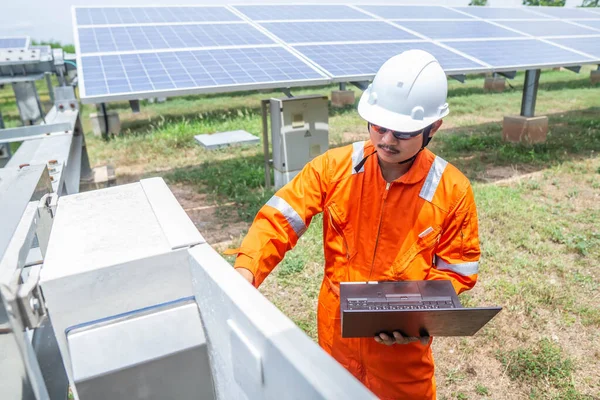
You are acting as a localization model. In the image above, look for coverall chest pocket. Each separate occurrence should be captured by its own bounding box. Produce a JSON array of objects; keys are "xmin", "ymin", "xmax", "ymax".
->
[
  {"xmin": 391, "ymin": 225, "xmax": 442, "ymax": 280},
  {"xmin": 327, "ymin": 202, "xmax": 358, "ymax": 261}
]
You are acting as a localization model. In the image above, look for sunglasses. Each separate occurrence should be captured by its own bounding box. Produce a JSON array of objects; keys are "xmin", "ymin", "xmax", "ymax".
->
[{"xmin": 369, "ymin": 123, "xmax": 425, "ymax": 140}]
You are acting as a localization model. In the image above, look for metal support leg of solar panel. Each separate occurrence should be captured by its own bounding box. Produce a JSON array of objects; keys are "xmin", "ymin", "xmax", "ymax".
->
[{"xmin": 502, "ymin": 69, "xmax": 548, "ymax": 144}]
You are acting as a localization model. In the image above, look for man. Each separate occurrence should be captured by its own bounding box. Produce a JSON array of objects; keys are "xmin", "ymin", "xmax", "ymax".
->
[{"xmin": 228, "ymin": 50, "xmax": 480, "ymax": 399}]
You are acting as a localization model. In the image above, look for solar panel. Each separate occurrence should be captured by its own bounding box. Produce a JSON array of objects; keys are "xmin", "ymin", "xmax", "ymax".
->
[
  {"xmin": 0, "ymin": 37, "xmax": 29, "ymax": 49},
  {"xmin": 450, "ymin": 6, "xmax": 550, "ymax": 20},
  {"xmin": 443, "ymin": 38, "xmax": 595, "ymax": 69},
  {"xmin": 574, "ymin": 20, "xmax": 600, "ymax": 31},
  {"xmin": 78, "ymin": 24, "xmax": 274, "ymax": 54},
  {"xmin": 525, "ymin": 6, "xmax": 600, "ymax": 19},
  {"xmin": 546, "ymin": 36, "xmax": 600, "ymax": 59},
  {"xmin": 292, "ymin": 42, "xmax": 486, "ymax": 79},
  {"xmin": 74, "ymin": 6, "xmax": 241, "ymax": 26},
  {"xmin": 395, "ymin": 20, "xmax": 523, "ymax": 40},
  {"xmin": 357, "ymin": 5, "xmax": 473, "ymax": 20},
  {"xmin": 495, "ymin": 20, "xmax": 599, "ymax": 37},
  {"xmin": 80, "ymin": 47, "xmax": 329, "ymax": 101},
  {"xmin": 232, "ymin": 5, "xmax": 369, "ymax": 21},
  {"xmin": 259, "ymin": 21, "xmax": 419, "ymax": 44}
]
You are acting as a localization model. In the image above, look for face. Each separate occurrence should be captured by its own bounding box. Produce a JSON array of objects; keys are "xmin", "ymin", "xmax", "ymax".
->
[{"xmin": 369, "ymin": 120, "xmax": 442, "ymax": 164}]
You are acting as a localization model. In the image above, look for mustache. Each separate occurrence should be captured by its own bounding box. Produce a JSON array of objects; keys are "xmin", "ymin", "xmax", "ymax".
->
[{"xmin": 377, "ymin": 144, "xmax": 399, "ymax": 154}]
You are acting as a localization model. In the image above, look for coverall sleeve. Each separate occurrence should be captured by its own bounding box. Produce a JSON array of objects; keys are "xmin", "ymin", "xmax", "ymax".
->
[
  {"xmin": 427, "ymin": 184, "xmax": 480, "ymax": 295},
  {"xmin": 230, "ymin": 153, "xmax": 329, "ymax": 287}
]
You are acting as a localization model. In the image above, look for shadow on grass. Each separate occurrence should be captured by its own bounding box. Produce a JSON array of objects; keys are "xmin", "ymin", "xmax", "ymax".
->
[{"xmin": 155, "ymin": 107, "xmax": 599, "ymax": 220}]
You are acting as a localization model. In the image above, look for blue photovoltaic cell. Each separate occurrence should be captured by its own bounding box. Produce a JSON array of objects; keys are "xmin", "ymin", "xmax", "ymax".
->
[
  {"xmin": 546, "ymin": 36, "xmax": 600, "ymax": 59},
  {"xmin": 81, "ymin": 47, "xmax": 327, "ymax": 97},
  {"xmin": 75, "ymin": 7, "xmax": 240, "ymax": 26},
  {"xmin": 357, "ymin": 6, "xmax": 472, "ymax": 20},
  {"xmin": 396, "ymin": 21, "xmax": 523, "ymax": 40},
  {"xmin": 260, "ymin": 21, "xmax": 419, "ymax": 44},
  {"xmin": 574, "ymin": 20, "xmax": 600, "ymax": 31},
  {"xmin": 293, "ymin": 42, "xmax": 485, "ymax": 77},
  {"xmin": 233, "ymin": 5, "xmax": 369, "ymax": 21},
  {"xmin": 444, "ymin": 39, "xmax": 594, "ymax": 68},
  {"xmin": 495, "ymin": 20, "xmax": 598, "ymax": 37},
  {"xmin": 450, "ymin": 7, "xmax": 549, "ymax": 19},
  {"xmin": 78, "ymin": 24, "xmax": 273, "ymax": 54},
  {"xmin": 0, "ymin": 37, "xmax": 28, "ymax": 48},
  {"xmin": 525, "ymin": 6, "xmax": 599, "ymax": 19}
]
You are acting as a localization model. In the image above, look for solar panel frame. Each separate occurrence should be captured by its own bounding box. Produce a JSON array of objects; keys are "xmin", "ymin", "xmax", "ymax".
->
[
  {"xmin": 77, "ymin": 23, "xmax": 275, "ymax": 54},
  {"xmin": 74, "ymin": 6, "xmax": 242, "ymax": 26},
  {"xmin": 439, "ymin": 37, "xmax": 597, "ymax": 73},
  {"xmin": 449, "ymin": 6, "xmax": 551, "ymax": 20},
  {"xmin": 77, "ymin": 46, "xmax": 331, "ymax": 103},
  {"xmin": 523, "ymin": 6, "xmax": 600, "ymax": 19},
  {"xmin": 355, "ymin": 5, "xmax": 474, "ymax": 20},
  {"xmin": 0, "ymin": 36, "xmax": 30, "ymax": 49},
  {"xmin": 258, "ymin": 21, "xmax": 421, "ymax": 44},
  {"xmin": 291, "ymin": 41, "xmax": 490, "ymax": 82},
  {"xmin": 493, "ymin": 20, "xmax": 600, "ymax": 37},
  {"xmin": 571, "ymin": 20, "xmax": 600, "ymax": 31},
  {"xmin": 232, "ymin": 5, "xmax": 371, "ymax": 21},
  {"xmin": 392, "ymin": 20, "xmax": 525, "ymax": 40},
  {"xmin": 545, "ymin": 36, "xmax": 600, "ymax": 59}
]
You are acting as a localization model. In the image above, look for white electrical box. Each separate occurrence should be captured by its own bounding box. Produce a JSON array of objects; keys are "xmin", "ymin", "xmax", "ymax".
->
[{"xmin": 270, "ymin": 95, "xmax": 328, "ymax": 189}]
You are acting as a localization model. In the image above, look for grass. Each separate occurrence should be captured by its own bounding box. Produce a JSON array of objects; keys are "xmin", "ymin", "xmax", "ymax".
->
[{"xmin": 2, "ymin": 66, "xmax": 599, "ymax": 399}]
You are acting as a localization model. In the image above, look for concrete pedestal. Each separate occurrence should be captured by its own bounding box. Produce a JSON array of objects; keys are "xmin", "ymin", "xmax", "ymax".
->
[
  {"xmin": 591, "ymin": 70, "xmax": 600, "ymax": 85},
  {"xmin": 90, "ymin": 112, "xmax": 121, "ymax": 137},
  {"xmin": 503, "ymin": 115, "xmax": 548, "ymax": 144},
  {"xmin": 80, "ymin": 165, "xmax": 117, "ymax": 192},
  {"xmin": 331, "ymin": 90, "xmax": 355, "ymax": 107},
  {"xmin": 484, "ymin": 77, "xmax": 506, "ymax": 92}
]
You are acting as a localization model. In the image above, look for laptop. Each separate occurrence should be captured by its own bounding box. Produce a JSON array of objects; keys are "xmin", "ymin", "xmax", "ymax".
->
[{"xmin": 340, "ymin": 280, "xmax": 501, "ymax": 338}]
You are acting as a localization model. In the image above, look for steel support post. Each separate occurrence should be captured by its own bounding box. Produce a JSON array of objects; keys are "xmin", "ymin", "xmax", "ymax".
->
[
  {"xmin": 340, "ymin": 82, "xmax": 347, "ymax": 91},
  {"xmin": 521, "ymin": 69, "xmax": 541, "ymax": 118},
  {"xmin": 261, "ymin": 99, "xmax": 271, "ymax": 190},
  {"xmin": 45, "ymin": 73, "xmax": 54, "ymax": 104},
  {"xmin": 100, "ymin": 102, "xmax": 109, "ymax": 140}
]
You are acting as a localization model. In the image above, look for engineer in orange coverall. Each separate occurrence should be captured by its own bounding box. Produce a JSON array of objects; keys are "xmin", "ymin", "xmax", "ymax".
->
[{"xmin": 229, "ymin": 50, "xmax": 480, "ymax": 400}]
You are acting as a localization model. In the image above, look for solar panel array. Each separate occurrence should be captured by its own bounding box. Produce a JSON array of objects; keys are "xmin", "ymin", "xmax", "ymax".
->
[
  {"xmin": 0, "ymin": 36, "xmax": 30, "ymax": 49},
  {"xmin": 72, "ymin": 5, "xmax": 600, "ymax": 103}
]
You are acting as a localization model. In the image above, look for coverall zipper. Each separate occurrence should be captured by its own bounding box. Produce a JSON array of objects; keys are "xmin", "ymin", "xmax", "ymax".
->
[{"xmin": 368, "ymin": 182, "xmax": 391, "ymax": 279}]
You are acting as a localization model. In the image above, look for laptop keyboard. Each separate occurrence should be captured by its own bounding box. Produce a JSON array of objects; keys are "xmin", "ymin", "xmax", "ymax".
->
[{"xmin": 347, "ymin": 299, "xmax": 455, "ymax": 311}]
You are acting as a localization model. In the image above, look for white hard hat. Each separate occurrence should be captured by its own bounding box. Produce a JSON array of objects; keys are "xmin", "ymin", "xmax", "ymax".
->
[{"xmin": 358, "ymin": 49, "xmax": 449, "ymax": 133}]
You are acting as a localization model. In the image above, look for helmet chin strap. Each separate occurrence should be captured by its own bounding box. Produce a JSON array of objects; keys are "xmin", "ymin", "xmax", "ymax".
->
[
  {"xmin": 395, "ymin": 124, "xmax": 433, "ymax": 165},
  {"xmin": 356, "ymin": 123, "xmax": 433, "ymax": 173}
]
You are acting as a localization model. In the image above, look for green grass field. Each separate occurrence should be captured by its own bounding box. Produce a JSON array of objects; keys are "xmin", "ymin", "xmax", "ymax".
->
[{"xmin": 2, "ymin": 67, "xmax": 598, "ymax": 399}]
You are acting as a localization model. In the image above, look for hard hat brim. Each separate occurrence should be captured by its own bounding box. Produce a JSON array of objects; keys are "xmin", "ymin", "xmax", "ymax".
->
[{"xmin": 357, "ymin": 87, "xmax": 449, "ymax": 133}]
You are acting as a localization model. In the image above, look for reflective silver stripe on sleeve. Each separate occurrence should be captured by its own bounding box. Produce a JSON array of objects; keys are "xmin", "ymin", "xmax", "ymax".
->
[
  {"xmin": 351, "ymin": 141, "xmax": 366, "ymax": 174},
  {"xmin": 419, "ymin": 156, "xmax": 448, "ymax": 202},
  {"xmin": 265, "ymin": 195, "xmax": 307, "ymax": 238},
  {"xmin": 435, "ymin": 257, "xmax": 479, "ymax": 276}
]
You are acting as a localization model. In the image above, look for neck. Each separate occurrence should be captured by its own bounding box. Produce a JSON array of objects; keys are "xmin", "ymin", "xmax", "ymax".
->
[{"xmin": 378, "ymin": 157, "xmax": 414, "ymax": 183}]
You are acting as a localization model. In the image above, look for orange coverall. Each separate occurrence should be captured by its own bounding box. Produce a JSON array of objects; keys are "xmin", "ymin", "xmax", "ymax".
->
[{"xmin": 231, "ymin": 140, "xmax": 480, "ymax": 399}]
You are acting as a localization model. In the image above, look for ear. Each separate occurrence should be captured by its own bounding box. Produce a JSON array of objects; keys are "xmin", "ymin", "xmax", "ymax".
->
[{"xmin": 429, "ymin": 120, "xmax": 443, "ymax": 137}]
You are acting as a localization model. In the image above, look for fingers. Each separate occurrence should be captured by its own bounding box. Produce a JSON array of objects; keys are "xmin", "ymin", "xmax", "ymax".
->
[
  {"xmin": 375, "ymin": 332, "xmax": 430, "ymax": 346},
  {"xmin": 393, "ymin": 331, "xmax": 419, "ymax": 344},
  {"xmin": 374, "ymin": 333, "xmax": 396, "ymax": 346}
]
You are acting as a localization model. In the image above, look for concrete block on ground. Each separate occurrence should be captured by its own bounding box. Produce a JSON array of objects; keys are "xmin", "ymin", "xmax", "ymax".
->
[
  {"xmin": 79, "ymin": 165, "xmax": 117, "ymax": 192},
  {"xmin": 503, "ymin": 115, "xmax": 549, "ymax": 144},
  {"xmin": 484, "ymin": 77, "xmax": 506, "ymax": 93},
  {"xmin": 89, "ymin": 112, "xmax": 121, "ymax": 137},
  {"xmin": 194, "ymin": 130, "xmax": 260, "ymax": 150},
  {"xmin": 591, "ymin": 70, "xmax": 600, "ymax": 85},
  {"xmin": 330, "ymin": 90, "xmax": 355, "ymax": 107}
]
